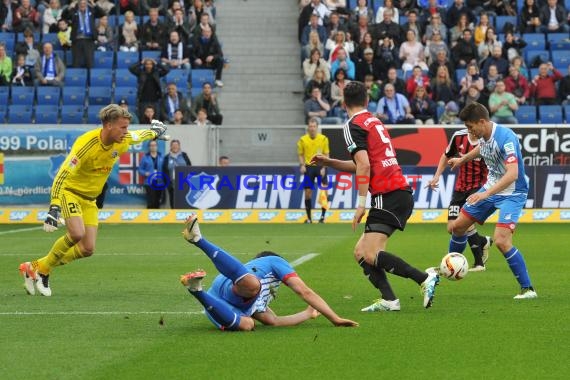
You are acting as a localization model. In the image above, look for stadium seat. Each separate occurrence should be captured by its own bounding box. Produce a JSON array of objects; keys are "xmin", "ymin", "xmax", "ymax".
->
[
  {"xmin": 190, "ymin": 87, "xmax": 203, "ymax": 99},
  {"xmin": 90, "ymin": 68, "xmax": 114, "ymax": 86},
  {"xmin": 7, "ymin": 105, "xmax": 33, "ymax": 124},
  {"xmin": 347, "ymin": 0, "xmax": 357, "ymax": 9},
  {"xmin": 141, "ymin": 51, "xmax": 161, "ymax": 62},
  {"xmin": 455, "ymin": 68, "xmax": 466, "ymax": 83},
  {"xmin": 524, "ymin": 50, "xmax": 550, "ymax": 68},
  {"xmin": 34, "ymin": 105, "xmax": 59, "ymax": 124},
  {"xmin": 94, "ymin": 50, "xmax": 115, "ymax": 68},
  {"xmin": 367, "ymin": 101, "xmax": 377, "ymax": 113},
  {"xmin": 62, "ymin": 86, "xmax": 86, "ymax": 106},
  {"xmin": 191, "ymin": 69, "xmax": 215, "ymax": 89},
  {"xmin": 11, "ymin": 87, "xmax": 35, "ymax": 106},
  {"xmin": 515, "ymin": 105, "xmax": 537, "ymax": 124},
  {"xmin": 372, "ymin": 0, "xmax": 381, "ymax": 13},
  {"xmin": 0, "ymin": 87, "xmax": 9, "ymax": 105},
  {"xmin": 523, "ymin": 34, "xmax": 546, "ymax": 50},
  {"xmin": 60, "ymin": 105, "xmax": 85, "ymax": 124},
  {"xmin": 551, "ymin": 51, "xmax": 570, "ymax": 69},
  {"xmin": 0, "ymin": 104, "xmax": 7, "ymax": 123},
  {"xmin": 547, "ymin": 33, "xmax": 570, "ymax": 51},
  {"xmin": 529, "ymin": 68, "xmax": 540, "ymax": 80},
  {"xmin": 114, "ymin": 86, "xmax": 137, "ymax": 105},
  {"xmin": 41, "ymin": 33, "xmax": 60, "ymax": 48},
  {"xmin": 0, "ymin": 32, "xmax": 15, "ymax": 51},
  {"xmin": 538, "ymin": 105, "xmax": 563, "ymax": 124},
  {"xmin": 116, "ymin": 51, "xmax": 139, "ymax": 68},
  {"xmin": 88, "ymin": 86, "xmax": 113, "ymax": 106},
  {"xmin": 86, "ymin": 107, "xmax": 101, "ymax": 124},
  {"xmin": 65, "ymin": 68, "xmax": 88, "ymax": 86},
  {"xmin": 115, "ymin": 68, "xmax": 137, "ymax": 87},
  {"xmin": 494, "ymin": 16, "xmax": 517, "ymax": 33},
  {"xmin": 36, "ymin": 86, "xmax": 61, "ymax": 106},
  {"xmin": 16, "ymin": 31, "xmax": 40, "ymax": 42},
  {"xmin": 564, "ymin": 105, "xmax": 570, "ymax": 123},
  {"xmin": 165, "ymin": 69, "xmax": 190, "ymax": 88}
]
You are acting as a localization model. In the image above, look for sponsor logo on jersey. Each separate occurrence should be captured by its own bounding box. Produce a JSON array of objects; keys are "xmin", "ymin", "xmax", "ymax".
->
[
  {"xmin": 98, "ymin": 211, "xmax": 115, "ymax": 221},
  {"xmin": 176, "ymin": 211, "xmax": 194, "ymax": 221},
  {"xmin": 532, "ymin": 210, "xmax": 553, "ymax": 221},
  {"xmin": 203, "ymin": 212, "xmax": 223, "ymax": 221},
  {"xmin": 231, "ymin": 211, "xmax": 251, "ymax": 221},
  {"xmin": 258, "ymin": 212, "xmax": 278, "ymax": 221},
  {"xmin": 121, "ymin": 211, "xmax": 141, "ymax": 221},
  {"xmin": 111, "ymin": 150, "xmax": 119, "ymax": 158},
  {"xmin": 10, "ymin": 211, "xmax": 30, "ymax": 221},
  {"xmin": 69, "ymin": 155, "xmax": 79, "ymax": 169},
  {"xmin": 285, "ymin": 212, "xmax": 305, "ymax": 221},
  {"xmin": 148, "ymin": 211, "xmax": 169, "ymax": 221}
]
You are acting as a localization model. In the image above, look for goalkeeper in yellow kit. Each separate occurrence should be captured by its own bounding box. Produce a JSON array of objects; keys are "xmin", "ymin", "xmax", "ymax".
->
[{"xmin": 18, "ymin": 104, "xmax": 169, "ymax": 296}]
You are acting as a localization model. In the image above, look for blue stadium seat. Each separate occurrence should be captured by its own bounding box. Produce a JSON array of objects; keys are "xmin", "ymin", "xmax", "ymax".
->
[
  {"xmin": 547, "ymin": 33, "xmax": 570, "ymax": 51},
  {"xmin": 367, "ymin": 101, "xmax": 377, "ymax": 113},
  {"xmin": 190, "ymin": 87, "xmax": 202, "ymax": 99},
  {"xmin": 116, "ymin": 51, "xmax": 139, "ymax": 68},
  {"xmin": 41, "ymin": 33, "xmax": 60, "ymax": 48},
  {"xmin": 515, "ymin": 105, "xmax": 537, "ymax": 124},
  {"xmin": 34, "ymin": 105, "xmax": 59, "ymax": 124},
  {"xmin": 114, "ymin": 87, "xmax": 137, "ymax": 105},
  {"xmin": 11, "ymin": 87, "xmax": 35, "ymax": 106},
  {"xmin": 165, "ymin": 69, "xmax": 190, "ymax": 88},
  {"xmin": 524, "ymin": 34, "xmax": 546, "ymax": 50},
  {"xmin": 455, "ymin": 68, "xmax": 466, "ymax": 83},
  {"xmin": 524, "ymin": 50, "xmax": 550, "ymax": 67},
  {"xmin": 372, "ymin": 0, "xmax": 381, "ymax": 13},
  {"xmin": 539, "ymin": 105, "xmax": 563, "ymax": 124},
  {"xmin": 8, "ymin": 105, "xmax": 33, "ymax": 124},
  {"xmin": 88, "ymin": 86, "xmax": 113, "ymax": 106},
  {"xmin": 0, "ymin": 87, "xmax": 9, "ymax": 105},
  {"xmin": 141, "ymin": 51, "xmax": 161, "ymax": 62},
  {"xmin": 529, "ymin": 68, "xmax": 540, "ymax": 80},
  {"xmin": 86, "ymin": 107, "xmax": 101, "ymax": 124},
  {"xmin": 0, "ymin": 32, "xmax": 15, "ymax": 51},
  {"xmin": 494, "ymin": 16, "xmax": 517, "ymax": 33},
  {"xmin": 90, "ymin": 68, "xmax": 114, "ymax": 86},
  {"xmin": 115, "ymin": 68, "xmax": 137, "ymax": 87},
  {"xmin": 347, "ymin": 0, "xmax": 357, "ymax": 9},
  {"xmin": 565, "ymin": 105, "xmax": 570, "ymax": 123},
  {"xmin": 65, "ymin": 68, "xmax": 88, "ymax": 86},
  {"xmin": 62, "ymin": 87, "xmax": 86, "ymax": 106},
  {"xmin": 36, "ymin": 86, "xmax": 61, "ymax": 106},
  {"xmin": 16, "ymin": 31, "xmax": 40, "ymax": 42},
  {"xmin": 552, "ymin": 51, "xmax": 570, "ymax": 68},
  {"xmin": 0, "ymin": 104, "xmax": 7, "ymax": 123},
  {"xmin": 93, "ymin": 51, "xmax": 114, "ymax": 68},
  {"xmin": 191, "ymin": 69, "xmax": 215, "ymax": 89},
  {"xmin": 60, "ymin": 105, "xmax": 85, "ymax": 124}
]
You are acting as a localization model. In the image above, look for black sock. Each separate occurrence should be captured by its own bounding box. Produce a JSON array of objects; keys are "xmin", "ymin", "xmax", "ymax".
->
[
  {"xmin": 305, "ymin": 199, "xmax": 311, "ymax": 221},
  {"xmin": 467, "ymin": 232, "xmax": 484, "ymax": 266},
  {"xmin": 320, "ymin": 208, "xmax": 326, "ymax": 219},
  {"xmin": 375, "ymin": 251, "xmax": 428, "ymax": 285},
  {"xmin": 359, "ymin": 258, "xmax": 397, "ymax": 301}
]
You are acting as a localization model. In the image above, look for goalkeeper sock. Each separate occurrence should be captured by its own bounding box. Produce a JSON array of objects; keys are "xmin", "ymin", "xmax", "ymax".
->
[
  {"xmin": 58, "ymin": 245, "xmax": 85, "ymax": 266},
  {"xmin": 359, "ymin": 258, "xmax": 397, "ymax": 301},
  {"xmin": 194, "ymin": 238, "xmax": 249, "ymax": 283},
  {"xmin": 374, "ymin": 251, "xmax": 428, "ymax": 285},
  {"xmin": 35, "ymin": 234, "xmax": 76, "ymax": 275},
  {"xmin": 190, "ymin": 290, "xmax": 241, "ymax": 330}
]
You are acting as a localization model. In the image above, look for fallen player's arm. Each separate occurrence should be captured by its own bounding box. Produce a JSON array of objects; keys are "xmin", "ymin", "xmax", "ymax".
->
[
  {"xmin": 253, "ymin": 306, "xmax": 318, "ymax": 327},
  {"xmin": 310, "ymin": 154, "xmax": 357, "ymax": 172}
]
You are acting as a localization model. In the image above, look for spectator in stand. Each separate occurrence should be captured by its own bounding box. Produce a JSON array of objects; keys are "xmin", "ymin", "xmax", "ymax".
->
[
  {"xmin": 429, "ymin": 49, "xmax": 455, "ymax": 80},
  {"xmin": 350, "ymin": 14, "xmax": 370, "ymax": 47},
  {"xmin": 142, "ymin": 0, "xmax": 166, "ymax": 15},
  {"xmin": 330, "ymin": 48, "xmax": 355, "ymax": 80},
  {"xmin": 119, "ymin": 0, "xmax": 141, "ymax": 15},
  {"xmin": 446, "ymin": 0, "xmax": 475, "ymax": 28},
  {"xmin": 326, "ymin": 31, "xmax": 354, "ymax": 65},
  {"xmin": 142, "ymin": 7, "xmax": 167, "ymax": 51},
  {"xmin": 375, "ymin": 36, "xmax": 399, "ymax": 80},
  {"xmin": 449, "ymin": 13, "xmax": 470, "ymax": 47},
  {"xmin": 380, "ymin": 67, "xmax": 406, "ymax": 95},
  {"xmin": 302, "ymin": 31, "xmax": 324, "ymax": 62},
  {"xmin": 325, "ymin": 12, "xmax": 346, "ymax": 40},
  {"xmin": 301, "ymin": 13, "xmax": 327, "ymax": 47},
  {"xmin": 502, "ymin": 32, "xmax": 526, "ymax": 62},
  {"xmin": 423, "ymin": 13, "xmax": 447, "ymax": 45},
  {"xmin": 402, "ymin": 10, "xmax": 424, "ymax": 43},
  {"xmin": 520, "ymin": 0, "xmax": 541, "ymax": 34},
  {"xmin": 11, "ymin": 53, "xmax": 33, "ymax": 86},
  {"xmin": 192, "ymin": 11, "xmax": 215, "ymax": 36},
  {"xmin": 419, "ymin": 0, "xmax": 447, "ymax": 27},
  {"xmin": 56, "ymin": 19, "xmax": 71, "ymax": 50},
  {"xmin": 462, "ymin": 84, "xmax": 488, "ymax": 109},
  {"xmin": 459, "ymin": 62, "xmax": 484, "ymax": 98},
  {"xmin": 0, "ymin": 43, "xmax": 12, "ymax": 85},
  {"xmin": 162, "ymin": 139, "xmax": 192, "ymax": 209},
  {"xmin": 324, "ymin": 0, "xmax": 347, "ymax": 13},
  {"xmin": 161, "ymin": 30, "xmax": 191, "ymax": 70},
  {"xmin": 399, "ymin": 30, "xmax": 428, "ymax": 73},
  {"xmin": 488, "ymin": 80, "xmax": 518, "ymax": 124},
  {"xmin": 364, "ymin": 74, "xmax": 381, "ymax": 102},
  {"xmin": 438, "ymin": 100, "xmax": 460, "ymax": 124},
  {"xmin": 410, "ymin": 85, "xmax": 437, "ymax": 125},
  {"xmin": 395, "ymin": 0, "xmax": 416, "ymax": 14},
  {"xmin": 451, "ymin": 28, "xmax": 478, "ymax": 68},
  {"xmin": 477, "ymin": 27, "xmax": 501, "ymax": 66},
  {"xmin": 304, "ymin": 87, "xmax": 340, "ymax": 124},
  {"xmin": 34, "ymin": 42, "xmax": 65, "ymax": 86},
  {"xmin": 530, "ymin": 62, "xmax": 563, "ymax": 105},
  {"xmin": 304, "ymin": 68, "xmax": 332, "ymax": 103},
  {"xmin": 43, "ymin": 0, "xmax": 62, "ymax": 33},
  {"xmin": 483, "ymin": 64, "xmax": 502, "ymax": 96},
  {"xmin": 511, "ymin": 56, "xmax": 528, "ymax": 79},
  {"xmin": 140, "ymin": 104, "xmax": 158, "ymax": 124},
  {"xmin": 406, "ymin": 65, "xmax": 431, "ymax": 98},
  {"xmin": 171, "ymin": 109, "xmax": 188, "ymax": 124},
  {"xmin": 118, "ymin": 98, "xmax": 140, "ymax": 124},
  {"xmin": 376, "ymin": 83, "xmax": 416, "ymax": 124},
  {"xmin": 15, "ymin": 28, "xmax": 41, "ymax": 67},
  {"xmin": 376, "ymin": 9, "xmax": 402, "ymax": 46},
  {"xmin": 504, "ymin": 65, "xmax": 530, "ymax": 105},
  {"xmin": 167, "ymin": 0, "xmax": 182, "ymax": 22},
  {"xmin": 94, "ymin": 15, "xmax": 114, "ymax": 52},
  {"xmin": 138, "ymin": 140, "xmax": 164, "ymax": 209},
  {"xmin": 473, "ymin": 12, "xmax": 490, "ymax": 46},
  {"xmin": 119, "ymin": 10, "xmax": 139, "ymax": 52},
  {"xmin": 192, "ymin": 108, "xmax": 210, "ymax": 127},
  {"xmin": 375, "ymin": 0, "xmax": 399, "ymax": 24},
  {"xmin": 95, "ymin": 0, "xmax": 115, "ymax": 15},
  {"xmin": 0, "ymin": 0, "xmax": 18, "ymax": 32},
  {"xmin": 425, "ymin": 31, "xmax": 448, "ymax": 64},
  {"xmin": 539, "ymin": 0, "xmax": 568, "ymax": 33},
  {"xmin": 303, "ymin": 48, "xmax": 330, "ymax": 84},
  {"xmin": 559, "ymin": 65, "xmax": 570, "ymax": 105},
  {"xmin": 218, "ymin": 155, "xmax": 230, "ymax": 167},
  {"xmin": 352, "ymin": 0, "xmax": 373, "ymax": 23},
  {"xmin": 168, "ymin": 7, "xmax": 191, "ymax": 45},
  {"xmin": 354, "ymin": 31, "xmax": 374, "ymax": 62},
  {"xmin": 355, "ymin": 47, "xmax": 381, "ymax": 82},
  {"xmin": 12, "ymin": 0, "xmax": 39, "ymax": 32},
  {"xmin": 189, "ymin": 0, "xmax": 215, "ymax": 30},
  {"xmin": 191, "ymin": 26, "xmax": 224, "ymax": 87},
  {"xmin": 161, "ymin": 82, "xmax": 191, "ymax": 123},
  {"xmin": 130, "ymin": 58, "xmax": 170, "ymax": 120},
  {"xmin": 192, "ymin": 82, "xmax": 223, "ymax": 125},
  {"xmin": 431, "ymin": 65, "xmax": 457, "ymax": 106},
  {"xmin": 418, "ymin": 0, "xmax": 448, "ymax": 9},
  {"xmin": 70, "ymin": 0, "xmax": 103, "ymax": 69},
  {"xmin": 330, "ymin": 67, "xmax": 351, "ymax": 114},
  {"xmin": 482, "ymin": 45, "xmax": 509, "ymax": 78}
]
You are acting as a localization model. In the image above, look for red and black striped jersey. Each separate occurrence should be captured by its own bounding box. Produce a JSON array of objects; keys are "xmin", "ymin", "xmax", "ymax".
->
[
  {"xmin": 343, "ymin": 110, "xmax": 409, "ymax": 195},
  {"xmin": 445, "ymin": 129, "xmax": 488, "ymax": 192}
]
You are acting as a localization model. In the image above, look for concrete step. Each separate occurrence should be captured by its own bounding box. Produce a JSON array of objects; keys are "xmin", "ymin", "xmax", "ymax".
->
[
  {"xmin": 223, "ymin": 110, "xmax": 306, "ymax": 125},
  {"xmin": 220, "ymin": 93, "xmax": 302, "ymax": 109}
]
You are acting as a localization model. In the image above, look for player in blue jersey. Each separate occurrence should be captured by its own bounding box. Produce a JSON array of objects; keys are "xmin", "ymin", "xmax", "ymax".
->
[
  {"xmin": 179, "ymin": 215, "xmax": 359, "ymax": 331},
  {"xmin": 448, "ymin": 103, "xmax": 537, "ymax": 299}
]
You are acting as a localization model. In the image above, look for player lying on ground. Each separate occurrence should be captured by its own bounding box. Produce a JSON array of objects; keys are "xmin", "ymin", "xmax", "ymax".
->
[
  {"xmin": 180, "ymin": 215, "xmax": 359, "ymax": 331},
  {"xmin": 19, "ymin": 104, "xmax": 169, "ymax": 296}
]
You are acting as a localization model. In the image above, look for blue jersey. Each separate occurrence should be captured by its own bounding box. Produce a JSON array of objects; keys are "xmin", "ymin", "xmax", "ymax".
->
[{"xmin": 478, "ymin": 123, "xmax": 528, "ymax": 196}]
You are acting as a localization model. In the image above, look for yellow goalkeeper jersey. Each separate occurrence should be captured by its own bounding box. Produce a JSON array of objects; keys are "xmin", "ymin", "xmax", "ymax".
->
[
  {"xmin": 50, "ymin": 128, "xmax": 157, "ymax": 206},
  {"xmin": 297, "ymin": 134, "xmax": 330, "ymax": 165}
]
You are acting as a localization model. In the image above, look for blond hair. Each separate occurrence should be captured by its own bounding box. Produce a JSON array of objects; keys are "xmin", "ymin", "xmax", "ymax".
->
[{"xmin": 99, "ymin": 104, "xmax": 132, "ymax": 124}]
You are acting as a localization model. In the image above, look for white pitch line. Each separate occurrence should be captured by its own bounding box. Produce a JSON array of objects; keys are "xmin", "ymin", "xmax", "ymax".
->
[
  {"xmin": 290, "ymin": 253, "xmax": 320, "ymax": 267},
  {"xmin": 0, "ymin": 311, "xmax": 203, "ymax": 316},
  {"xmin": 0, "ymin": 226, "xmax": 43, "ymax": 235}
]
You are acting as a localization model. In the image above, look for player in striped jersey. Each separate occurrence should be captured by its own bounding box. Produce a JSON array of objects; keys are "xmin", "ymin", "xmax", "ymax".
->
[
  {"xmin": 448, "ymin": 103, "xmax": 537, "ymax": 299},
  {"xmin": 180, "ymin": 215, "xmax": 358, "ymax": 331},
  {"xmin": 428, "ymin": 129, "xmax": 493, "ymax": 271},
  {"xmin": 19, "ymin": 104, "xmax": 169, "ymax": 296}
]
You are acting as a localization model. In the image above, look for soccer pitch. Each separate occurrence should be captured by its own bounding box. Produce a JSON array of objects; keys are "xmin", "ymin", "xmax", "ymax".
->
[{"xmin": 1, "ymin": 223, "xmax": 568, "ymax": 379}]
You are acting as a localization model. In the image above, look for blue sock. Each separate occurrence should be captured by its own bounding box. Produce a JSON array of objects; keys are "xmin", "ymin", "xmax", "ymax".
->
[
  {"xmin": 449, "ymin": 234, "xmax": 468, "ymax": 253},
  {"xmin": 190, "ymin": 290, "xmax": 241, "ymax": 330},
  {"xmin": 503, "ymin": 247, "xmax": 532, "ymax": 288},
  {"xmin": 194, "ymin": 238, "xmax": 249, "ymax": 283}
]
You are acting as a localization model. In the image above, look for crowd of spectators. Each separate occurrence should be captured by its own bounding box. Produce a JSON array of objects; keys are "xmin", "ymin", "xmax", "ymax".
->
[{"xmin": 298, "ymin": 0, "xmax": 570, "ymax": 125}]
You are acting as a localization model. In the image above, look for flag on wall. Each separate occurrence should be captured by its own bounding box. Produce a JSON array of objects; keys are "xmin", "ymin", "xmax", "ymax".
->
[{"xmin": 119, "ymin": 152, "xmax": 144, "ymax": 185}]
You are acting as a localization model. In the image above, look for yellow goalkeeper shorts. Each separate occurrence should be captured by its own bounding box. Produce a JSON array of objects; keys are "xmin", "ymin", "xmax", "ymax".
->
[{"xmin": 59, "ymin": 189, "xmax": 99, "ymax": 227}]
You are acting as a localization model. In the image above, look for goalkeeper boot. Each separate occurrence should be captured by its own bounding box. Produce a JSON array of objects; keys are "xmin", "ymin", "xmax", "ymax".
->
[
  {"xmin": 180, "ymin": 270, "xmax": 207, "ymax": 292},
  {"xmin": 182, "ymin": 214, "xmax": 202, "ymax": 243},
  {"xmin": 35, "ymin": 273, "xmax": 52, "ymax": 297},
  {"xmin": 19, "ymin": 262, "xmax": 36, "ymax": 295}
]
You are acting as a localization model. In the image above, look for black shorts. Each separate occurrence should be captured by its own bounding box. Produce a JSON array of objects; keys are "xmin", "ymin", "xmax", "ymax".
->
[
  {"xmin": 448, "ymin": 188, "xmax": 480, "ymax": 220},
  {"xmin": 302, "ymin": 165, "xmax": 327, "ymax": 189},
  {"xmin": 365, "ymin": 189, "xmax": 414, "ymax": 237}
]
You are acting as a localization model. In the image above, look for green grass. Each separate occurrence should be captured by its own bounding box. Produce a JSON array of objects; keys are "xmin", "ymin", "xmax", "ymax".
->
[{"xmin": 0, "ymin": 223, "xmax": 569, "ymax": 379}]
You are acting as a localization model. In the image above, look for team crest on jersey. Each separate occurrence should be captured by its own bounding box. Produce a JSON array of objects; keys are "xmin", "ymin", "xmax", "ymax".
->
[
  {"xmin": 184, "ymin": 172, "xmax": 222, "ymax": 209},
  {"xmin": 111, "ymin": 150, "xmax": 118, "ymax": 158}
]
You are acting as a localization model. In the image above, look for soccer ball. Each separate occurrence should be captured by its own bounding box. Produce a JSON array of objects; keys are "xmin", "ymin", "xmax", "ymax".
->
[{"xmin": 439, "ymin": 253, "xmax": 469, "ymax": 281}]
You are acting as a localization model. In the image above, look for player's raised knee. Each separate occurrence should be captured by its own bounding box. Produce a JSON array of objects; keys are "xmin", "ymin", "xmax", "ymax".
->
[
  {"xmin": 235, "ymin": 274, "xmax": 261, "ymax": 298},
  {"xmin": 238, "ymin": 317, "xmax": 256, "ymax": 331}
]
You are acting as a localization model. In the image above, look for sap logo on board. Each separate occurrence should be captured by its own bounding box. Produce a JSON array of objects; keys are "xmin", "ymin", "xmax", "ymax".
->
[
  {"xmin": 560, "ymin": 211, "xmax": 570, "ymax": 220},
  {"xmin": 231, "ymin": 212, "xmax": 251, "ymax": 221},
  {"xmin": 97, "ymin": 211, "xmax": 115, "ymax": 221},
  {"xmin": 176, "ymin": 212, "xmax": 194, "ymax": 221},
  {"xmin": 258, "ymin": 212, "xmax": 278, "ymax": 221},
  {"xmin": 340, "ymin": 212, "xmax": 354, "ymax": 221},
  {"xmin": 148, "ymin": 211, "xmax": 169, "ymax": 221},
  {"xmin": 203, "ymin": 212, "xmax": 223, "ymax": 221},
  {"xmin": 37, "ymin": 211, "xmax": 48, "ymax": 221},
  {"xmin": 422, "ymin": 211, "xmax": 442, "ymax": 221},
  {"xmin": 10, "ymin": 211, "xmax": 30, "ymax": 221},
  {"xmin": 121, "ymin": 211, "xmax": 141, "ymax": 221},
  {"xmin": 532, "ymin": 210, "xmax": 553, "ymax": 221},
  {"xmin": 285, "ymin": 212, "xmax": 304, "ymax": 221}
]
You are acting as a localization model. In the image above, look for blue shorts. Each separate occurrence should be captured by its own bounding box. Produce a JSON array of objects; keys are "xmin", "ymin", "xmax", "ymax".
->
[
  {"xmin": 461, "ymin": 189, "xmax": 527, "ymax": 232},
  {"xmin": 205, "ymin": 275, "xmax": 255, "ymax": 331}
]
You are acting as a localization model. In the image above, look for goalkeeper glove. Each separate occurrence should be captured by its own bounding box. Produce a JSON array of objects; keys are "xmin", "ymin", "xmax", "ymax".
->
[
  {"xmin": 43, "ymin": 205, "xmax": 65, "ymax": 232},
  {"xmin": 150, "ymin": 119, "xmax": 170, "ymax": 140}
]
